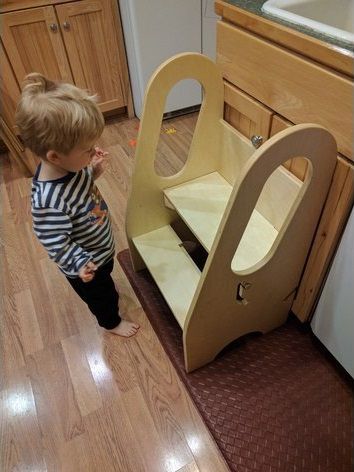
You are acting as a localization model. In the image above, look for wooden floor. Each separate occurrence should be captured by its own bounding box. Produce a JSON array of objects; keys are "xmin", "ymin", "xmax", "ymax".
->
[{"xmin": 0, "ymin": 113, "xmax": 230, "ymax": 472}]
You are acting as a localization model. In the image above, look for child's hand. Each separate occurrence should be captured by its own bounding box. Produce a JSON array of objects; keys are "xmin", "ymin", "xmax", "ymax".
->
[
  {"xmin": 79, "ymin": 261, "xmax": 97, "ymax": 282},
  {"xmin": 91, "ymin": 146, "xmax": 109, "ymax": 179}
]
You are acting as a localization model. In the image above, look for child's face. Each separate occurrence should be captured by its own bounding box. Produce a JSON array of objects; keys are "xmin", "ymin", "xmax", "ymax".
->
[{"xmin": 55, "ymin": 142, "xmax": 96, "ymax": 172}]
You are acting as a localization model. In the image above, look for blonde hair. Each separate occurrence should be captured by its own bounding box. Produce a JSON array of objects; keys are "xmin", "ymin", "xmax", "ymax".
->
[{"xmin": 16, "ymin": 73, "xmax": 105, "ymax": 158}]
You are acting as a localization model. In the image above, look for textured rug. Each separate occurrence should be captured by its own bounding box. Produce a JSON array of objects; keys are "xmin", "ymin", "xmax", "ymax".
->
[{"xmin": 118, "ymin": 249, "xmax": 353, "ymax": 472}]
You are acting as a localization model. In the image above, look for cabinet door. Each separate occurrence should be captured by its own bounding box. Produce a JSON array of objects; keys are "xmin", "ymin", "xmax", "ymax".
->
[
  {"xmin": 56, "ymin": 0, "xmax": 125, "ymax": 112},
  {"xmin": 1, "ymin": 7, "xmax": 73, "ymax": 85},
  {"xmin": 270, "ymin": 114, "xmax": 309, "ymax": 181},
  {"xmin": 0, "ymin": 117, "xmax": 39, "ymax": 177},
  {"xmin": 0, "ymin": 40, "xmax": 20, "ymax": 130},
  {"xmin": 224, "ymin": 81, "xmax": 272, "ymax": 141},
  {"xmin": 292, "ymin": 156, "xmax": 354, "ymax": 321}
]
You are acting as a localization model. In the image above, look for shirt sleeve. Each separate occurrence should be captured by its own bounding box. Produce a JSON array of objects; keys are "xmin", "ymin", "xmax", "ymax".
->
[{"xmin": 32, "ymin": 206, "xmax": 92, "ymax": 276}]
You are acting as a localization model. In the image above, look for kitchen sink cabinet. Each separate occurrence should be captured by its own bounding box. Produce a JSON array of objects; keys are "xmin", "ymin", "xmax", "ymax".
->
[{"xmin": 216, "ymin": 1, "xmax": 354, "ymax": 321}]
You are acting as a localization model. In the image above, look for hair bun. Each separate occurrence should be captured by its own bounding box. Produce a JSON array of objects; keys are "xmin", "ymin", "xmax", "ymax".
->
[{"xmin": 22, "ymin": 72, "xmax": 56, "ymax": 95}]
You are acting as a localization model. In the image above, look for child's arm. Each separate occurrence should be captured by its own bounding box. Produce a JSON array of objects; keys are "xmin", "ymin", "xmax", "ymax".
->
[
  {"xmin": 32, "ymin": 206, "xmax": 95, "ymax": 279},
  {"xmin": 91, "ymin": 146, "xmax": 109, "ymax": 180}
]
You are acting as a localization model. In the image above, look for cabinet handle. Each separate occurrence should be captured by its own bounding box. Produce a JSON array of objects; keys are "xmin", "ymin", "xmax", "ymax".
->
[
  {"xmin": 251, "ymin": 135, "xmax": 263, "ymax": 149},
  {"xmin": 49, "ymin": 23, "xmax": 58, "ymax": 33},
  {"xmin": 63, "ymin": 21, "xmax": 70, "ymax": 31}
]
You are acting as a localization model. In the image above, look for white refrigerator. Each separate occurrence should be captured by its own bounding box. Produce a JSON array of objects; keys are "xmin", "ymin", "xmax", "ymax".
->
[
  {"xmin": 311, "ymin": 205, "xmax": 354, "ymax": 379},
  {"xmin": 118, "ymin": 0, "xmax": 219, "ymax": 118}
]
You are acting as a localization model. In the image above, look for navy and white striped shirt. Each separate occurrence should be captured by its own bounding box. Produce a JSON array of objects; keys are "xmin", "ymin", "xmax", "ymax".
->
[{"xmin": 31, "ymin": 165, "xmax": 115, "ymax": 278}]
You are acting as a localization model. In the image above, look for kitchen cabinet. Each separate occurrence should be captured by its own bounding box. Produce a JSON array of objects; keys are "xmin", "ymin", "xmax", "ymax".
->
[
  {"xmin": 55, "ymin": 0, "xmax": 126, "ymax": 113},
  {"xmin": 0, "ymin": 40, "xmax": 21, "ymax": 130},
  {"xmin": 1, "ymin": 0, "xmax": 133, "ymax": 133},
  {"xmin": 0, "ymin": 37, "xmax": 38, "ymax": 175},
  {"xmin": 1, "ymin": 6, "xmax": 74, "ymax": 95},
  {"xmin": 216, "ymin": 1, "xmax": 354, "ymax": 322},
  {"xmin": 224, "ymin": 81, "xmax": 308, "ymax": 180},
  {"xmin": 218, "ymin": 21, "xmax": 352, "ymax": 158},
  {"xmin": 224, "ymin": 81, "xmax": 272, "ymax": 141},
  {"xmin": 269, "ymin": 114, "xmax": 308, "ymax": 181},
  {"xmin": 0, "ymin": 117, "xmax": 37, "ymax": 177}
]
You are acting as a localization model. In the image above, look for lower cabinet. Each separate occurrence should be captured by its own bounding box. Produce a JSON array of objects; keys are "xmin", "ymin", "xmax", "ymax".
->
[
  {"xmin": 0, "ymin": 0, "xmax": 132, "ymax": 176},
  {"xmin": 292, "ymin": 156, "xmax": 354, "ymax": 321},
  {"xmin": 221, "ymin": 56, "xmax": 354, "ymax": 322},
  {"xmin": 55, "ymin": 0, "xmax": 128, "ymax": 113},
  {"xmin": 0, "ymin": 41, "xmax": 21, "ymax": 131},
  {"xmin": 224, "ymin": 81, "xmax": 272, "ymax": 141},
  {"xmin": 269, "ymin": 114, "xmax": 308, "ymax": 181},
  {"xmin": 224, "ymin": 83, "xmax": 309, "ymax": 182},
  {"xmin": 1, "ymin": 0, "xmax": 132, "ymax": 130}
]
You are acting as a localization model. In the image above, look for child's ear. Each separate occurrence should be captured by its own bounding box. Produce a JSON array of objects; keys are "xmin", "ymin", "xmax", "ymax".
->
[{"xmin": 46, "ymin": 150, "xmax": 60, "ymax": 164}]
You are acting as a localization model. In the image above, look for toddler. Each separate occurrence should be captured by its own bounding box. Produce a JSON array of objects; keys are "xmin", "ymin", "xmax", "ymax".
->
[{"xmin": 16, "ymin": 73, "xmax": 139, "ymax": 337}]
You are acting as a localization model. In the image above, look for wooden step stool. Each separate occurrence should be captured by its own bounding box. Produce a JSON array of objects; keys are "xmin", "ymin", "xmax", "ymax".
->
[{"xmin": 125, "ymin": 53, "xmax": 337, "ymax": 372}]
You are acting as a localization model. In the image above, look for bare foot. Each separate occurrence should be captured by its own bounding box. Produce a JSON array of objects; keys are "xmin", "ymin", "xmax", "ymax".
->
[{"xmin": 107, "ymin": 320, "xmax": 140, "ymax": 338}]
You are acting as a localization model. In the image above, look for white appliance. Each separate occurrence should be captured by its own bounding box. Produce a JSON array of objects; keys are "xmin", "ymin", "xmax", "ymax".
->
[
  {"xmin": 119, "ymin": 0, "xmax": 219, "ymax": 118},
  {"xmin": 311, "ymin": 205, "xmax": 354, "ymax": 379}
]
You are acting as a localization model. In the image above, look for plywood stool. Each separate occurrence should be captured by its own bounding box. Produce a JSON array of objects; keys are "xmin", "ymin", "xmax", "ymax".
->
[{"xmin": 125, "ymin": 53, "xmax": 337, "ymax": 372}]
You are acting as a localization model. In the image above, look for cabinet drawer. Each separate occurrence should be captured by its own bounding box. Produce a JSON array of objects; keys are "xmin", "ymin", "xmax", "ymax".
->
[
  {"xmin": 224, "ymin": 81, "xmax": 272, "ymax": 140},
  {"xmin": 217, "ymin": 22, "xmax": 353, "ymax": 159}
]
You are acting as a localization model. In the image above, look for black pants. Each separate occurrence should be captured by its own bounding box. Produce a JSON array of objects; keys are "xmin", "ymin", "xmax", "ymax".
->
[{"xmin": 66, "ymin": 258, "xmax": 121, "ymax": 329}]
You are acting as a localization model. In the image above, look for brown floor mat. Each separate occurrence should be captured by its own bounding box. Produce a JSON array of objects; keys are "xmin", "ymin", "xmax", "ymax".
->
[{"xmin": 118, "ymin": 249, "xmax": 353, "ymax": 472}]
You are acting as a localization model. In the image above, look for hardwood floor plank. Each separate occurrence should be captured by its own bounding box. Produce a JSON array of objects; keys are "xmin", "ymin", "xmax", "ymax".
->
[
  {"xmin": 4, "ymin": 178, "xmax": 31, "ymax": 225},
  {"xmin": 175, "ymin": 461, "xmax": 200, "ymax": 472},
  {"xmin": 62, "ymin": 335, "xmax": 103, "ymax": 417},
  {"xmin": 15, "ymin": 223, "xmax": 65, "ymax": 347},
  {"xmin": 15, "ymin": 289, "xmax": 43, "ymax": 356},
  {"xmin": 76, "ymin": 324, "xmax": 123, "ymax": 405},
  {"xmin": 1, "ymin": 221, "xmax": 30, "ymax": 294},
  {"xmin": 84, "ymin": 400, "xmax": 147, "ymax": 472},
  {"xmin": 39, "ymin": 258, "xmax": 79, "ymax": 342},
  {"xmin": 171, "ymin": 378, "xmax": 230, "ymax": 472},
  {"xmin": 27, "ymin": 344, "xmax": 84, "ymax": 453},
  {"xmin": 2, "ymin": 295, "xmax": 26, "ymax": 384},
  {"xmin": 60, "ymin": 433, "xmax": 93, "ymax": 472},
  {"xmin": 99, "ymin": 331, "xmax": 139, "ymax": 394},
  {"xmin": 121, "ymin": 386, "xmax": 185, "ymax": 472},
  {"xmin": 125, "ymin": 334, "xmax": 195, "ymax": 471},
  {"xmin": 0, "ymin": 370, "xmax": 46, "ymax": 472}
]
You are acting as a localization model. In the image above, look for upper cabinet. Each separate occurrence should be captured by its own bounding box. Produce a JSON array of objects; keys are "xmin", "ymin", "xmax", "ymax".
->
[{"xmin": 1, "ymin": 0, "xmax": 133, "ymax": 130}]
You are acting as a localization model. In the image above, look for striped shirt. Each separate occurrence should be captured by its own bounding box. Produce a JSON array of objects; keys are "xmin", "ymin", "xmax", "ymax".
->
[{"xmin": 31, "ymin": 165, "xmax": 115, "ymax": 278}]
